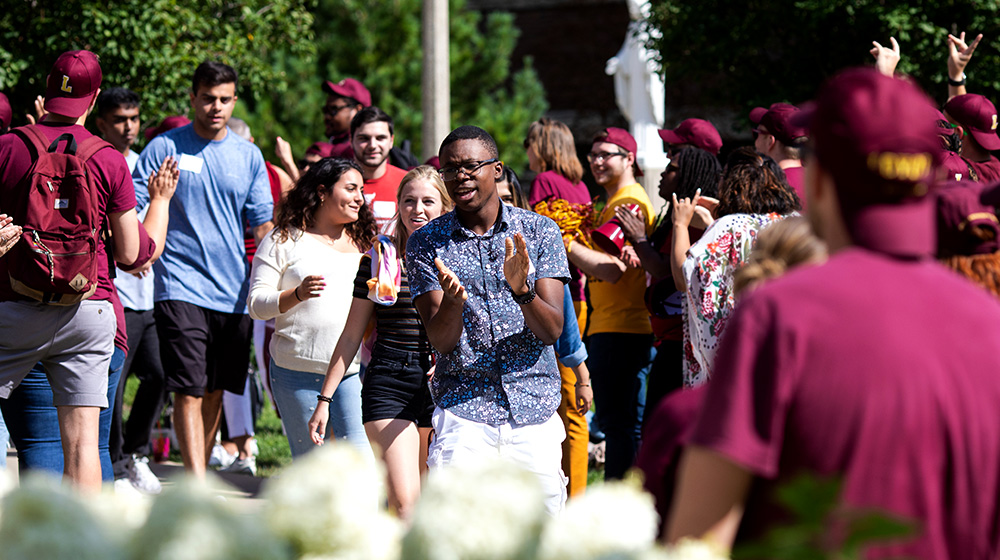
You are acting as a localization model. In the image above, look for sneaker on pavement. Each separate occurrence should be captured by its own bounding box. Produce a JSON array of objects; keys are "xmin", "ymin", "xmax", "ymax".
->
[
  {"xmin": 208, "ymin": 444, "xmax": 237, "ymax": 469},
  {"xmin": 127, "ymin": 455, "xmax": 162, "ymax": 494},
  {"xmin": 221, "ymin": 456, "xmax": 257, "ymax": 476},
  {"xmin": 114, "ymin": 477, "xmax": 143, "ymax": 498}
]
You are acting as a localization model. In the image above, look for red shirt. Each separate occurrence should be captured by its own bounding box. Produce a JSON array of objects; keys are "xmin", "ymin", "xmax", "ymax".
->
[
  {"xmin": 365, "ymin": 164, "xmax": 407, "ymax": 230},
  {"xmin": 782, "ymin": 165, "xmax": 806, "ymax": 209},
  {"xmin": 965, "ymin": 155, "xmax": 1000, "ymax": 183},
  {"xmin": 692, "ymin": 248, "xmax": 1000, "ymax": 557}
]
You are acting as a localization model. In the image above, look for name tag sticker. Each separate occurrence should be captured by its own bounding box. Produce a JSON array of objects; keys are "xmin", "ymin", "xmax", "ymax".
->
[
  {"xmin": 54, "ymin": 199, "xmax": 69, "ymax": 209},
  {"xmin": 373, "ymin": 200, "xmax": 396, "ymax": 219},
  {"xmin": 178, "ymin": 154, "xmax": 204, "ymax": 174}
]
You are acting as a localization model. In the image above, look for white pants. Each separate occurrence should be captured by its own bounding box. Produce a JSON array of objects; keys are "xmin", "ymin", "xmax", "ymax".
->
[{"xmin": 428, "ymin": 407, "xmax": 568, "ymax": 514}]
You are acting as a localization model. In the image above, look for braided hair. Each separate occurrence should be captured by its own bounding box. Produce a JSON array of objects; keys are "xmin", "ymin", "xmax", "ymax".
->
[{"xmin": 651, "ymin": 148, "xmax": 722, "ymax": 249}]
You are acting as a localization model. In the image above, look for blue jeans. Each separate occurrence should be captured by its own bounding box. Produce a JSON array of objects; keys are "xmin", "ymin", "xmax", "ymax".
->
[
  {"xmin": 588, "ymin": 332, "xmax": 654, "ymax": 480},
  {"xmin": 269, "ymin": 360, "xmax": 368, "ymax": 458},
  {"xmin": 0, "ymin": 347, "xmax": 125, "ymax": 480}
]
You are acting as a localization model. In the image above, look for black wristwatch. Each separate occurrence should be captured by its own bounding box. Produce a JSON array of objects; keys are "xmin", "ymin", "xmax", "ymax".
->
[
  {"xmin": 948, "ymin": 73, "xmax": 967, "ymax": 87},
  {"xmin": 511, "ymin": 281, "xmax": 536, "ymax": 305}
]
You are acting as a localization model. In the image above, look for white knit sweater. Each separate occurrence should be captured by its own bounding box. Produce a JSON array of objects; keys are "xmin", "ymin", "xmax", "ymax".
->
[{"xmin": 248, "ymin": 228, "xmax": 363, "ymax": 376}]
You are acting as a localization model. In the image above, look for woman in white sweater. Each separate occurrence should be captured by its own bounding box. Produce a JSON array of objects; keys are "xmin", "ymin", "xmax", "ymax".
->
[{"xmin": 248, "ymin": 158, "xmax": 376, "ymax": 458}]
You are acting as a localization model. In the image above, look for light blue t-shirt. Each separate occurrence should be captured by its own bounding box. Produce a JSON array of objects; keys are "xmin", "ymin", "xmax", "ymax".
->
[
  {"xmin": 133, "ymin": 124, "xmax": 273, "ymax": 314},
  {"xmin": 116, "ymin": 149, "xmax": 155, "ymax": 311}
]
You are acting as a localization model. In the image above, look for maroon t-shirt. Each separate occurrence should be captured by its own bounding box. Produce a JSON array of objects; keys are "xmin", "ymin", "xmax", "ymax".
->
[
  {"xmin": 966, "ymin": 155, "xmax": 1000, "ymax": 183},
  {"xmin": 529, "ymin": 170, "xmax": 592, "ymax": 302},
  {"xmin": 782, "ymin": 165, "xmax": 806, "ymax": 210},
  {"xmin": 691, "ymin": 248, "xmax": 1000, "ymax": 557},
  {"xmin": 0, "ymin": 122, "xmax": 148, "ymax": 350}
]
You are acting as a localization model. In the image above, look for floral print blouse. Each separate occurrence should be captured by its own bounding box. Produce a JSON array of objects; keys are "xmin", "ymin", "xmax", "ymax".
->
[{"xmin": 681, "ymin": 212, "xmax": 790, "ymax": 387}]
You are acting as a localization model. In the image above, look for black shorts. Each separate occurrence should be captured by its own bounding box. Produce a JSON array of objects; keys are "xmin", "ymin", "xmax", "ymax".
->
[
  {"xmin": 154, "ymin": 300, "xmax": 251, "ymax": 397},
  {"xmin": 361, "ymin": 344, "xmax": 434, "ymax": 427}
]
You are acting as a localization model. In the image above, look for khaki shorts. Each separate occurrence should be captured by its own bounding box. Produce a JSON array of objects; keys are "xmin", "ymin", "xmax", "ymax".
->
[{"xmin": 0, "ymin": 299, "xmax": 115, "ymax": 407}]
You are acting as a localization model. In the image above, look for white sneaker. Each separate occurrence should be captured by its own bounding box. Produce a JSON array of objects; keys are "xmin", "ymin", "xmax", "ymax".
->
[
  {"xmin": 114, "ymin": 477, "xmax": 143, "ymax": 497},
  {"xmin": 208, "ymin": 444, "xmax": 236, "ymax": 469},
  {"xmin": 127, "ymin": 455, "xmax": 162, "ymax": 494},
  {"xmin": 221, "ymin": 456, "xmax": 257, "ymax": 476}
]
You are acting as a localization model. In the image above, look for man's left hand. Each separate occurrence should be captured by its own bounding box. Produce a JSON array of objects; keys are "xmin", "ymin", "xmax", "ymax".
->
[{"xmin": 504, "ymin": 233, "xmax": 531, "ymax": 295}]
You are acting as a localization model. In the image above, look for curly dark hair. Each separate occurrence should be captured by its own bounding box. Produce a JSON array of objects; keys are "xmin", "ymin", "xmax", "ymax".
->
[
  {"xmin": 273, "ymin": 157, "xmax": 376, "ymax": 251},
  {"xmin": 715, "ymin": 147, "xmax": 801, "ymax": 218}
]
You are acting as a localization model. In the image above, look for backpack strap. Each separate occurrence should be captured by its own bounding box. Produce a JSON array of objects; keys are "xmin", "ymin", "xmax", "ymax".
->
[
  {"xmin": 12, "ymin": 124, "xmax": 50, "ymax": 158},
  {"xmin": 75, "ymin": 135, "xmax": 114, "ymax": 163}
]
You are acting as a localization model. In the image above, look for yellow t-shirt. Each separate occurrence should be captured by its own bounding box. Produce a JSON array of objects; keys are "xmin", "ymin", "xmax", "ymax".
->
[{"xmin": 586, "ymin": 183, "xmax": 654, "ymax": 336}]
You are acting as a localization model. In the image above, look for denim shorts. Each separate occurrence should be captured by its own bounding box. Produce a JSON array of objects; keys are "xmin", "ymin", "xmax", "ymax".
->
[{"xmin": 361, "ymin": 344, "xmax": 434, "ymax": 427}]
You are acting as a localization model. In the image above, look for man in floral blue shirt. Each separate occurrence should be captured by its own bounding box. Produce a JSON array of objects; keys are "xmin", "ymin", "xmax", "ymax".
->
[{"xmin": 407, "ymin": 125, "xmax": 571, "ymax": 513}]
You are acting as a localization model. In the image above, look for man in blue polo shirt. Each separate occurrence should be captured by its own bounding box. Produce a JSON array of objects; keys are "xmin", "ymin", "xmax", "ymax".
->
[
  {"xmin": 407, "ymin": 125, "xmax": 570, "ymax": 513},
  {"xmin": 133, "ymin": 61, "xmax": 273, "ymax": 478}
]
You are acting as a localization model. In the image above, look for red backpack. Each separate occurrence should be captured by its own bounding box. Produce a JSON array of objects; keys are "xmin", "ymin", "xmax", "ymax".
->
[{"xmin": 8, "ymin": 125, "xmax": 109, "ymax": 305}]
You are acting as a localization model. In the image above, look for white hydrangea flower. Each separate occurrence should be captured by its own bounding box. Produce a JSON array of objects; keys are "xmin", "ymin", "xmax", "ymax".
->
[
  {"xmin": 0, "ymin": 473, "xmax": 124, "ymax": 560},
  {"xmin": 402, "ymin": 457, "xmax": 547, "ymax": 560},
  {"xmin": 262, "ymin": 442, "xmax": 400, "ymax": 560},
  {"xmin": 539, "ymin": 480, "xmax": 659, "ymax": 560},
  {"xmin": 126, "ymin": 475, "xmax": 288, "ymax": 560},
  {"xmin": 662, "ymin": 538, "xmax": 730, "ymax": 560}
]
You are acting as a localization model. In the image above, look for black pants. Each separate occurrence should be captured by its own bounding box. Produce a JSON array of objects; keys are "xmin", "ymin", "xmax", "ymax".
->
[{"xmin": 110, "ymin": 308, "xmax": 166, "ymax": 477}]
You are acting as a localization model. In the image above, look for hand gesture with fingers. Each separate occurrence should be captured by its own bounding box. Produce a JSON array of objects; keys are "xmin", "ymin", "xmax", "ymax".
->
[
  {"xmin": 435, "ymin": 258, "xmax": 468, "ymax": 303},
  {"xmin": 504, "ymin": 233, "xmax": 531, "ymax": 295},
  {"xmin": 948, "ymin": 31, "xmax": 983, "ymax": 81},
  {"xmin": 0, "ymin": 214, "xmax": 22, "ymax": 258},
  {"xmin": 149, "ymin": 156, "xmax": 179, "ymax": 201},
  {"xmin": 870, "ymin": 37, "xmax": 901, "ymax": 77},
  {"xmin": 295, "ymin": 275, "xmax": 326, "ymax": 301},
  {"xmin": 615, "ymin": 205, "xmax": 647, "ymax": 243},
  {"xmin": 672, "ymin": 189, "xmax": 702, "ymax": 228}
]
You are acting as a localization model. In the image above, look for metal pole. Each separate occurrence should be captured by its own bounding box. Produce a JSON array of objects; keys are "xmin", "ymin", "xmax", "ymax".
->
[{"xmin": 422, "ymin": 0, "xmax": 450, "ymax": 162}]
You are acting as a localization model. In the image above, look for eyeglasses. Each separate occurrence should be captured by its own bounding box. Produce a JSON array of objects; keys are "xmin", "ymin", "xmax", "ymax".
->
[
  {"xmin": 439, "ymin": 158, "xmax": 500, "ymax": 181},
  {"xmin": 586, "ymin": 151, "xmax": 627, "ymax": 164},
  {"xmin": 322, "ymin": 104, "xmax": 352, "ymax": 116}
]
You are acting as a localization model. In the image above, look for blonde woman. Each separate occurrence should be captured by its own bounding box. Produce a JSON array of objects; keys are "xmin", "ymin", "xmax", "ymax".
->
[{"xmin": 308, "ymin": 166, "xmax": 452, "ymax": 519}]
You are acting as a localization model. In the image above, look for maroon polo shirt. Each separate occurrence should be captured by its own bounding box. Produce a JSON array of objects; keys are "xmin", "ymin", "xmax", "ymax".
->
[
  {"xmin": 691, "ymin": 243, "xmax": 1000, "ymax": 556},
  {"xmin": 966, "ymin": 155, "xmax": 1000, "ymax": 183},
  {"xmin": 782, "ymin": 165, "xmax": 806, "ymax": 209},
  {"xmin": 529, "ymin": 170, "xmax": 593, "ymax": 302}
]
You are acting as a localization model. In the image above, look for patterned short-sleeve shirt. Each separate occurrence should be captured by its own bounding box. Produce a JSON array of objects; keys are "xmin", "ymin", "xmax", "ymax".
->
[{"xmin": 406, "ymin": 203, "xmax": 570, "ymax": 426}]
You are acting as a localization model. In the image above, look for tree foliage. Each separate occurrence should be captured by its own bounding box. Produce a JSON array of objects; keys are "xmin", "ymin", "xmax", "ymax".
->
[
  {"xmin": 646, "ymin": 0, "xmax": 1000, "ymax": 125},
  {"xmin": 0, "ymin": 0, "xmax": 315, "ymax": 149}
]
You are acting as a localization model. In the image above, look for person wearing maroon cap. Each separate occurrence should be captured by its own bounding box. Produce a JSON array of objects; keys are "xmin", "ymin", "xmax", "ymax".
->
[
  {"xmin": 0, "ymin": 50, "xmax": 161, "ymax": 492},
  {"xmin": 658, "ymin": 118, "xmax": 723, "ymax": 157},
  {"xmin": 751, "ymin": 104, "xmax": 808, "ymax": 203},
  {"xmin": 350, "ymin": 106, "xmax": 407, "ymax": 232},
  {"xmin": 942, "ymin": 93, "xmax": 1000, "ymax": 182},
  {"xmin": 937, "ymin": 181, "xmax": 1000, "ymax": 298},
  {"xmin": 665, "ymin": 68, "xmax": 1000, "ymax": 557},
  {"xmin": 322, "ymin": 77, "xmax": 371, "ymax": 155},
  {"xmin": 566, "ymin": 127, "xmax": 654, "ymax": 480}
]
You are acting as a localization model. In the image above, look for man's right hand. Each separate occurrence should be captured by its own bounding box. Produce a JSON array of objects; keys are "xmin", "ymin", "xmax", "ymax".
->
[
  {"xmin": 149, "ymin": 156, "xmax": 179, "ymax": 201},
  {"xmin": 435, "ymin": 257, "xmax": 467, "ymax": 303},
  {"xmin": 948, "ymin": 31, "xmax": 982, "ymax": 81}
]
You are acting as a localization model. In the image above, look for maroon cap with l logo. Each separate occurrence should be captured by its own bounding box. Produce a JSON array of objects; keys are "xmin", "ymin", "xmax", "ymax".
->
[{"xmin": 44, "ymin": 50, "xmax": 102, "ymax": 119}]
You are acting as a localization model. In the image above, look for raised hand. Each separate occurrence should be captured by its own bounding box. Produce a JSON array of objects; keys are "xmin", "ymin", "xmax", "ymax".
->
[
  {"xmin": 503, "ymin": 233, "xmax": 531, "ymax": 295},
  {"xmin": 614, "ymin": 204, "xmax": 647, "ymax": 243},
  {"xmin": 948, "ymin": 31, "xmax": 982, "ymax": 81},
  {"xmin": 435, "ymin": 257, "xmax": 468, "ymax": 302},
  {"xmin": 870, "ymin": 37, "xmax": 901, "ymax": 77},
  {"xmin": 149, "ymin": 156, "xmax": 179, "ymax": 201},
  {"xmin": 672, "ymin": 189, "xmax": 702, "ymax": 228}
]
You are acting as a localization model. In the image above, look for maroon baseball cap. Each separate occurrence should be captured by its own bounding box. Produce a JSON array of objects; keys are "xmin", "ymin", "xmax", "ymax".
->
[
  {"xmin": 657, "ymin": 118, "xmax": 722, "ymax": 155},
  {"xmin": 749, "ymin": 102, "xmax": 795, "ymax": 125},
  {"xmin": 594, "ymin": 127, "xmax": 642, "ymax": 176},
  {"xmin": 322, "ymin": 78, "xmax": 371, "ymax": 108},
  {"xmin": 44, "ymin": 50, "xmax": 102, "ymax": 119},
  {"xmin": 144, "ymin": 115, "xmax": 191, "ymax": 141},
  {"xmin": 304, "ymin": 141, "xmax": 336, "ymax": 158},
  {"xmin": 943, "ymin": 94, "xmax": 1000, "ymax": 151},
  {"xmin": 937, "ymin": 181, "xmax": 999, "ymax": 256},
  {"xmin": 759, "ymin": 105, "xmax": 807, "ymax": 146},
  {"xmin": 0, "ymin": 92, "xmax": 11, "ymax": 130}
]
